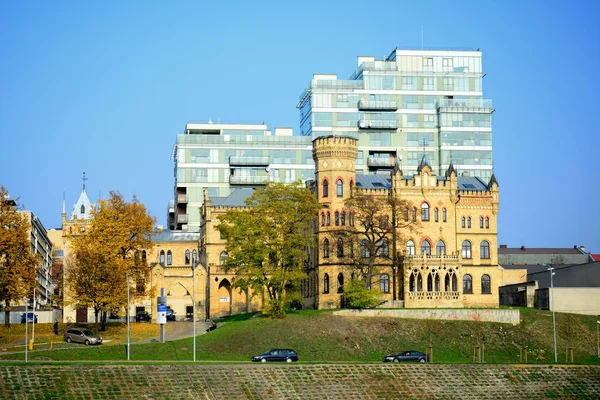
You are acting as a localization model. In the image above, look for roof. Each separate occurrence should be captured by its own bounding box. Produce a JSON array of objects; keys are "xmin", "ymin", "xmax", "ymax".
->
[
  {"xmin": 501, "ymin": 264, "xmax": 571, "ymax": 274},
  {"xmin": 591, "ymin": 254, "xmax": 600, "ymax": 262},
  {"xmin": 499, "ymin": 247, "xmax": 584, "ymax": 255},
  {"xmin": 212, "ymin": 188, "xmax": 254, "ymax": 207},
  {"xmin": 151, "ymin": 231, "xmax": 200, "ymax": 242},
  {"xmin": 355, "ymin": 174, "xmax": 490, "ymax": 191},
  {"xmin": 457, "ymin": 176, "xmax": 489, "ymax": 191}
]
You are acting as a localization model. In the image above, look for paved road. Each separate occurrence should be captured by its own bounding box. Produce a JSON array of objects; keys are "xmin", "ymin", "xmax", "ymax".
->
[{"xmin": 143, "ymin": 320, "xmax": 215, "ymax": 343}]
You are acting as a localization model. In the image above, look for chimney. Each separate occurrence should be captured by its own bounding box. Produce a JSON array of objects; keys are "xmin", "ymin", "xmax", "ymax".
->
[{"xmin": 520, "ymin": 246, "xmax": 525, "ymax": 250}]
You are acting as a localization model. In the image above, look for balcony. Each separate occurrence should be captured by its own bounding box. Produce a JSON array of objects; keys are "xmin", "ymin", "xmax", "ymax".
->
[
  {"xmin": 357, "ymin": 119, "xmax": 398, "ymax": 130},
  {"xmin": 407, "ymin": 291, "xmax": 460, "ymax": 301},
  {"xmin": 168, "ymin": 200, "xmax": 175, "ymax": 213},
  {"xmin": 367, "ymin": 157, "xmax": 395, "ymax": 168},
  {"xmin": 229, "ymin": 175, "xmax": 269, "ymax": 185},
  {"xmin": 229, "ymin": 156, "xmax": 270, "ymax": 166},
  {"xmin": 177, "ymin": 194, "xmax": 189, "ymax": 203},
  {"xmin": 437, "ymin": 99, "xmax": 494, "ymax": 113},
  {"xmin": 404, "ymin": 254, "xmax": 460, "ymax": 262},
  {"xmin": 177, "ymin": 214, "xmax": 188, "ymax": 223},
  {"xmin": 358, "ymin": 100, "xmax": 398, "ymax": 111}
]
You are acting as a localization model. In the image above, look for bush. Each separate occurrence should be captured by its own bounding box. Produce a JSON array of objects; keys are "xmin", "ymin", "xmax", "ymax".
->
[{"xmin": 344, "ymin": 279, "xmax": 381, "ymax": 309}]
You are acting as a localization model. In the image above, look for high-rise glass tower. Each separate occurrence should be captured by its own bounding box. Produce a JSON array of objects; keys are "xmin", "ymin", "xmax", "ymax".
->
[{"xmin": 297, "ymin": 47, "xmax": 494, "ymax": 178}]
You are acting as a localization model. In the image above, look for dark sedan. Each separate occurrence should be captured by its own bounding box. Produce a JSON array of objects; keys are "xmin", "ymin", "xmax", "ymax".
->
[
  {"xmin": 251, "ymin": 349, "xmax": 298, "ymax": 363},
  {"xmin": 383, "ymin": 350, "xmax": 429, "ymax": 363}
]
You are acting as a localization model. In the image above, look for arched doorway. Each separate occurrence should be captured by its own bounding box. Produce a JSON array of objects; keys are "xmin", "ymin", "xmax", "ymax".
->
[{"xmin": 217, "ymin": 279, "xmax": 232, "ymax": 317}]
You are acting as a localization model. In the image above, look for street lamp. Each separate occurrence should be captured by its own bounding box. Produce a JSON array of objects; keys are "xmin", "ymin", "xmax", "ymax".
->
[
  {"xmin": 596, "ymin": 318, "xmax": 599, "ymax": 358},
  {"xmin": 547, "ymin": 265, "xmax": 557, "ymax": 363},
  {"xmin": 192, "ymin": 260, "xmax": 197, "ymax": 362},
  {"xmin": 127, "ymin": 275, "xmax": 131, "ymax": 361}
]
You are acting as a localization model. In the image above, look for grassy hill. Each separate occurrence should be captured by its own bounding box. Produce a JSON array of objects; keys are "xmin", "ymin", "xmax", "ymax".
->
[{"xmin": 1, "ymin": 307, "xmax": 598, "ymax": 364}]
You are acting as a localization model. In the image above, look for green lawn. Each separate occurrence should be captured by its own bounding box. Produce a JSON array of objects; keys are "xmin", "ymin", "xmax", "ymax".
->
[{"xmin": 1, "ymin": 307, "xmax": 599, "ymax": 364}]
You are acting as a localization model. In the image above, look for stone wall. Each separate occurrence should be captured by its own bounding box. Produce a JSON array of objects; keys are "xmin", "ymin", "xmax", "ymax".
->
[{"xmin": 334, "ymin": 308, "xmax": 521, "ymax": 325}]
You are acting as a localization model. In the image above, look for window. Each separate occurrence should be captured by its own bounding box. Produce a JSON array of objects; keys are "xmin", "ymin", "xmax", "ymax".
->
[
  {"xmin": 341, "ymin": 211, "xmax": 346, "ymax": 226},
  {"xmin": 445, "ymin": 270, "xmax": 457, "ymax": 291},
  {"xmin": 337, "ymin": 273, "xmax": 344, "ymax": 293},
  {"xmin": 462, "ymin": 240, "xmax": 472, "ymax": 259},
  {"xmin": 167, "ymin": 251, "xmax": 172, "ymax": 265},
  {"xmin": 323, "ymin": 239, "xmax": 330, "ymax": 258},
  {"xmin": 360, "ymin": 240, "xmax": 370, "ymax": 258},
  {"xmin": 421, "ymin": 240, "xmax": 431, "ymax": 256},
  {"xmin": 350, "ymin": 180, "xmax": 354, "ymax": 197},
  {"xmin": 480, "ymin": 217, "xmax": 484, "ymax": 228},
  {"xmin": 422, "ymin": 57, "xmax": 433, "ymax": 71},
  {"xmin": 463, "ymin": 274, "xmax": 473, "ymax": 294},
  {"xmin": 142, "ymin": 251, "xmax": 146, "ymax": 264},
  {"xmin": 434, "ymin": 208, "xmax": 439, "ymax": 222},
  {"xmin": 185, "ymin": 250, "xmax": 190, "ymax": 265},
  {"xmin": 480, "ymin": 241, "xmax": 490, "ymax": 259},
  {"xmin": 461, "ymin": 217, "xmax": 465, "ymax": 228},
  {"xmin": 136, "ymin": 278, "xmax": 145, "ymax": 294},
  {"xmin": 481, "ymin": 274, "xmax": 491, "ymax": 294},
  {"xmin": 412, "ymin": 207, "xmax": 417, "ymax": 222},
  {"xmin": 81, "ymin": 205, "xmax": 85, "ymax": 214},
  {"xmin": 323, "ymin": 179, "xmax": 329, "ymax": 198},
  {"xmin": 423, "ymin": 77, "xmax": 434, "ymax": 90},
  {"xmin": 427, "ymin": 270, "xmax": 440, "ymax": 292},
  {"xmin": 406, "ymin": 240, "xmax": 415, "ymax": 255},
  {"xmin": 380, "ymin": 274, "xmax": 390, "ymax": 293},
  {"xmin": 485, "ymin": 217, "xmax": 489, "ymax": 229},
  {"xmin": 467, "ymin": 217, "xmax": 471, "ymax": 228},
  {"xmin": 323, "ymin": 273, "xmax": 329, "ymax": 294},
  {"xmin": 379, "ymin": 240, "xmax": 389, "ymax": 258},
  {"xmin": 220, "ymin": 251, "xmax": 228, "ymax": 265},
  {"xmin": 160, "ymin": 250, "xmax": 165, "ymax": 265},
  {"xmin": 436, "ymin": 240, "xmax": 446, "ymax": 256},
  {"xmin": 442, "ymin": 208, "xmax": 447, "ymax": 222},
  {"xmin": 337, "ymin": 238, "xmax": 344, "ymax": 257},
  {"xmin": 335, "ymin": 211, "xmax": 339, "ymax": 226},
  {"xmin": 403, "ymin": 208, "xmax": 409, "ymax": 222},
  {"xmin": 337, "ymin": 179, "xmax": 343, "ymax": 197},
  {"xmin": 192, "ymin": 250, "xmax": 197, "ymax": 265},
  {"xmin": 421, "ymin": 203, "xmax": 430, "ymax": 221}
]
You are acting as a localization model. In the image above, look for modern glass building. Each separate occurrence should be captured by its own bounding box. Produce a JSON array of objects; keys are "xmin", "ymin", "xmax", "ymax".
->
[
  {"xmin": 297, "ymin": 47, "xmax": 494, "ymax": 178},
  {"xmin": 169, "ymin": 122, "xmax": 313, "ymax": 231}
]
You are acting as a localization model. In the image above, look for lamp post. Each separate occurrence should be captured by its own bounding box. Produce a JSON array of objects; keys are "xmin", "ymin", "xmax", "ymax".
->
[
  {"xmin": 25, "ymin": 297, "xmax": 28, "ymax": 363},
  {"xmin": 127, "ymin": 275, "xmax": 130, "ymax": 361},
  {"xmin": 192, "ymin": 260, "xmax": 196, "ymax": 362},
  {"xmin": 596, "ymin": 318, "xmax": 599, "ymax": 358},
  {"xmin": 547, "ymin": 265, "xmax": 557, "ymax": 363}
]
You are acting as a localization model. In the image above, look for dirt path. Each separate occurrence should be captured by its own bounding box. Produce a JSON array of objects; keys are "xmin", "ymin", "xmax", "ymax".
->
[{"xmin": 142, "ymin": 320, "xmax": 214, "ymax": 343}]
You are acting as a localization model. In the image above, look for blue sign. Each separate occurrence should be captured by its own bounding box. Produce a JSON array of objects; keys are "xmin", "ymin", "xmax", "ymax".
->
[{"xmin": 158, "ymin": 304, "xmax": 167, "ymax": 312}]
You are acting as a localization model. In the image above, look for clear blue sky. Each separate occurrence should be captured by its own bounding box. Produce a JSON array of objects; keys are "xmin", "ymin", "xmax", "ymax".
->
[{"xmin": 1, "ymin": 1, "xmax": 598, "ymax": 250}]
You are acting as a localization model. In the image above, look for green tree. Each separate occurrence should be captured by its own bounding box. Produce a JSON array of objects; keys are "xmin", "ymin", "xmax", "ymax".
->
[
  {"xmin": 216, "ymin": 181, "xmax": 320, "ymax": 318},
  {"xmin": 66, "ymin": 191, "xmax": 154, "ymax": 332},
  {"xmin": 0, "ymin": 186, "xmax": 40, "ymax": 327},
  {"xmin": 344, "ymin": 279, "xmax": 380, "ymax": 309}
]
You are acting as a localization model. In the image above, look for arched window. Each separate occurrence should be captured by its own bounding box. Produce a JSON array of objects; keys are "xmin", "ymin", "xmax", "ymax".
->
[
  {"xmin": 323, "ymin": 273, "xmax": 330, "ymax": 294},
  {"xmin": 427, "ymin": 270, "xmax": 440, "ymax": 292},
  {"xmin": 434, "ymin": 208, "xmax": 439, "ymax": 222},
  {"xmin": 350, "ymin": 180, "xmax": 354, "ymax": 197},
  {"xmin": 379, "ymin": 240, "xmax": 389, "ymax": 258},
  {"xmin": 326, "ymin": 212, "xmax": 331, "ymax": 226},
  {"xmin": 337, "ymin": 237, "xmax": 344, "ymax": 257},
  {"xmin": 336, "ymin": 179, "xmax": 343, "ymax": 197},
  {"xmin": 421, "ymin": 240, "xmax": 431, "ymax": 256},
  {"xmin": 323, "ymin": 238, "xmax": 330, "ymax": 258},
  {"xmin": 421, "ymin": 203, "xmax": 430, "ymax": 221},
  {"xmin": 341, "ymin": 211, "xmax": 346, "ymax": 226},
  {"xmin": 467, "ymin": 217, "xmax": 471, "ymax": 228},
  {"xmin": 480, "ymin": 217, "xmax": 484, "ymax": 228},
  {"xmin": 142, "ymin": 251, "xmax": 147, "ymax": 264},
  {"xmin": 335, "ymin": 211, "xmax": 339, "ymax": 226},
  {"xmin": 481, "ymin": 274, "xmax": 491, "ymax": 294},
  {"xmin": 185, "ymin": 250, "xmax": 190, "ymax": 265},
  {"xmin": 436, "ymin": 240, "xmax": 446, "ymax": 256},
  {"xmin": 445, "ymin": 270, "xmax": 457, "ymax": 292},
  {"xmin": 192, "ymin": 250, "xmax": 197, "ymax": 264},
  {"xmin": 480, "ymin": 240, "xmax": 490, "ymax": 259},
  {"xmin": 412, "ymin": 207, "xmax": 417, "ymax": 222},
  {"xmin": 409, "ymin": 271, "xmax": 416, "ymax": 292},
  {"xmin": 160, "ymin": 250, "xmax": 165, "ymax": 265},
  {"xmin": 485, "ymin": 217, "xmax": 489, "ymax": 229},
  {"xmin": 442, "ymin": 208, "xmax": 447, "ymax": 222},
  {"xmin": 321, "ymin": 212, "xmax": 325, "ymax": 226},
  {"xmin": 220, "ymin": 251, "xmax": 228, "ymax": 265},
  {"xmin": 463, "ymin": 274, "xmax": 473, "ymax": 294},
  {"xmin": 323, "ymin": 179, "xmax": 329, "ymax": 198},
  {"xmin": 462, "ymin": 240, "xmax": 472, "ymax": 259},
  {"xmin": 81, "ymin": 205, "xmax": 85, "ymax": 214},
  {"xmin": 380, "ymin": 274, "xmax": 390, "ymax": 293},
  {"xmin": 337, "ymin": 273, "xmax": 344, "ymax": 293},
  {"xmin": 167, "ymin": 250, "xmax": 172, "ymax": 265},
  {"xmin": 461, "ymin": 216, "xmax": 465, "ymax": 228},
  {"xmin": 403, "ymin": 208, "xmax": 409, "ymax": 222},
  {"xmin": 406, "ymin": 240, "xmax": 415, "ymax": 255},
  {"xmin": 417, "ymin": 273, "xmax": 423, "ymax": 292},
  {"xmin": 360, "ymin": 240, "xmax": 370, "ymax": 258}
]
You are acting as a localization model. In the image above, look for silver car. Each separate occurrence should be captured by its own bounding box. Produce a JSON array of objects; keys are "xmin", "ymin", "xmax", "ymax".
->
[{"xmin": 64, "ymin": 328, "xmax": 103, "ymax": 345}]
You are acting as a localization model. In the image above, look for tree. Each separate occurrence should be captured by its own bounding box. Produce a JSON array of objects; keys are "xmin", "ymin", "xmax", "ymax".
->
[
  {"xmin": 0, "ymin": 186, "xmax": 40, "ymax": 327},
  {"xmin": 343, "ymin": 191, "xmax": 418, "ymax": 303},
  {"xmin": 66, "ymin": 191, "xmax": 154, "ymax": 332},
  {"xmin": 216, "ymin": 181, "xmax": 320, "ymax": 318},
  {"xmin": 344, "ymin": 279, "xmax": 380, "ymax": 309}
]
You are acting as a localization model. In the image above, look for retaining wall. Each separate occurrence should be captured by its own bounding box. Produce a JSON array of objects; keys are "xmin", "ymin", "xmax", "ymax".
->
[{"xmin": 334, "ymin": 308, "xmax": 520, "ymax": 325}]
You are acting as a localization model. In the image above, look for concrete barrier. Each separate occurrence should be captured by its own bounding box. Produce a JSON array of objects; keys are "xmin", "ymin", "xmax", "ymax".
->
[{"xmin": 333, "ymin": 308, "xmax": 520, "ymax": 325}]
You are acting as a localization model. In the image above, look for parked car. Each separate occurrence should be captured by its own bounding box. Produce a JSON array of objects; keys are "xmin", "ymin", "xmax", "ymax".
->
[
  {"xmin": 20, "ymin": 312, "xmax": 38, "ymax": 324},
  {"xmin": 383, "ymin": 350, "xmax": 429, "ymax": 363},
  {"xmin": 251, "ymin": 349, "xmax": 298, "ymax": 363},
  {"xmin": 135, "ymin": 311, "xmax": 151, "ymax": 322},
  {"xmin": 64, "ymin": 328, "xmax": 103, "ymax": 345},
  {"xmin": 166, "ymin": 308, "xmax": 176, "ymax": 321}
]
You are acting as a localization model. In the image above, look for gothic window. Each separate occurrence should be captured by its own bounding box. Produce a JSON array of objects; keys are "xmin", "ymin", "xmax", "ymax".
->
[
  {"xmin": 341, "ymin": 211, "xmax": 346, "ymax": 226},
  {"xmin": 406, "ymin": 240, "xmax": 416, "ymax": 255},
  {"xmin": 436, "ymin": 240, "xmax": 446, "ymax": 256},
  {"xmin": 379, "ymin": 240, "xmax": 389, "ymax": 258},
  {"xmin": 220, "ymin": 251, "xmax": 228, "ymax": 265},
  {"xmin": 463, "ymin": 274, "xmax": 473, "ymax": 294},
  {"xmin": 481, "ymin": 274, "xmax": 491, "ymax": 294},
  {"xmin": 323, "ymin": 273, "xmax": 330, "ymax": 294},
  {"xmin": 360, "ymin": 240, "xmax": 370, "ymax": 258},
  {"xmin": 323, "ymin": 179, "xmax": 329, "ymax": 198},
  {"xmin": 461, "ymin": 216, "xmax": 465, "ymax": 228},
  {"xmin": 421, "ymin": 240, "xmax": 431, "ymax": 256},
  {"xmin": 323, "ymin": 238, "xmax": 330, "ymax": 258},
  {"xmin": 412, "ymin": 207, "xmax": 417, "ymax": 222},
  {"xmin": 160, "ymin": 250, "xmax": 165, "ymax": 265},
  {"xmin": 321, "ymin": 212, "xmax": 325, "ymax": 226},
  {"xmin": 403, "ymin": 208, "xmax": 409, "ymax": 222},
  {"xmin": 167, "ymin": 250, "xmax": 172, "ymax": 265},
  {"xmin": 467, "ymin": 217, "xmax": 471, "ymax": 228},
  {"xmin": 485, "ymin": 217, "xmax": 489, "ymax": 229},
  {"xmin": 380, "ymin": 274, "xmax": 390, "ymax": 293},
  {"xmin": 335, "ymin": 211, "xmax": 339, "ymax": 226},
  {"xmin": 434, "ymin": 208, "xmax": 439, "ymax": 222},
  {"xmin": 337, "ymin": 273, "xmax": 344, "ymax": 293},
  {"xmin": 421, "ymin": 203, "xmax": 430, "ymax": 221},
  {"xmin": 327, "ymin": 212, "xmax": 331, "ymax": 226},
  {"xmin": 185, "ymin": 250, "xmax": 190, "ymax": 265},
  {"xmin": 480, "ymin": 217, "xmax": 484, "ymax": 228},
  {"xmin": 337, "ymin": 179, "xmax": 343, "ymax": 197},
  {"xmin": 337, "ymin": 237, "xmax": 344, "ymax": 257},
  {"xmin": 442, "ymin": 208, "xmax": 447, "ymax": 222},
  {"xmin": 445, "ymin": 270, "xmax": 457, "ymax": 292},
  {"xmin": 192, "ymin": 250, "xmax": 197, "ymax": 264},
  {"xmin": 81, "ymin": 205, "xmax": 85, "ymax": 214},
  {"xmin": 417, "ymin": 273, "xmax": 423, "ymax": 292},
  {"xmin": 142, "ymin": 251, "xmax": 146, "ymax": 264},
  {"xmin": 427, "ymin": 270, "xmax": 440, "ymax": 292},
  {"xmin": 350, "ymin": 180, "xmax": 354, "ymax": 197},
  {"xmin": 462, "ymin": 240, "xmax": 472, "ymax": 259},
  {"xmin": 480, "ymin": 240, "xmax": 490, "ymax": 259}
]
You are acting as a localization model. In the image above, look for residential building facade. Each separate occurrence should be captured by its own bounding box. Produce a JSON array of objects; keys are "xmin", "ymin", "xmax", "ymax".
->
[{"xmin": 20, "ymin": 211, "xmax": 53, "ymax": 309}]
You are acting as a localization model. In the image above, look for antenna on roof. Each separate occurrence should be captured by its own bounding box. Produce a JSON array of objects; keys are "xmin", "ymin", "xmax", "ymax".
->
[{"xmin": 82, "ymin": 172, "xmax": 88, "ymax": 191}]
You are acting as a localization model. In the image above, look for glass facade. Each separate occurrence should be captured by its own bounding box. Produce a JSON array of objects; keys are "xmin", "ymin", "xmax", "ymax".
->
[{"xmin": 297, "ymin": 48, "xmax": 494, "ymax": 178}]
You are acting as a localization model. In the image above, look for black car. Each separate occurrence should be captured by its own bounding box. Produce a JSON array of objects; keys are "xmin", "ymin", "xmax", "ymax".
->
[
  {"xmin": 21, "ymin": 312, "xmax": 38, "ymax": 324},
  {"xmin": 166, "ymin": 308, "xmax": 176, "ymax": 321},
  {"xmin": 135, "ymin": 311, "xmax": 151, "ymax": 322},
  {"xmin": 251, "ymin": 349, "xmax": 298, "ymax": 363},
  {"xmin": 383, "ymin": 350, "xmax": 429, "ymax": 363}
]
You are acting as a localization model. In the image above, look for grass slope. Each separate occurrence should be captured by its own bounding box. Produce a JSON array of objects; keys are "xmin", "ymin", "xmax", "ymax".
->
[{"xmin": 0, "ymin": 307, "xmax": 598, "ymax": 364}]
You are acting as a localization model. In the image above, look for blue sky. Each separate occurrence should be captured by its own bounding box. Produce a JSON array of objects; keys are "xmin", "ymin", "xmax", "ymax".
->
[{"xmin": 1, "ymin": 0, "xmax": 599, "ymax": 250}]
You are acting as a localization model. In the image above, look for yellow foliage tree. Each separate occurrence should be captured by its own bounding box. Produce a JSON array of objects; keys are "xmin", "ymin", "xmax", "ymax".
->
[
  {"xmin": 66, "ymin": 191, "xmax": 154, "ymax": 332},
  {"xmin": 0, "ymin": 186, "xmax": 40, "ymax": 327}
]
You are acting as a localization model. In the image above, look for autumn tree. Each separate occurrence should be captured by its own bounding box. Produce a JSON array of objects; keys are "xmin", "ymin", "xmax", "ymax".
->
[
  {"xmin": 216, "ymin": 181, "xmax": 320, "ymax": 318},
  {"xmin": 66, "ymin": 191, "xmax": 154, "ymax": 331},
  {"xmin": 0, "ymin": 186, "xmax": 40, "ymax": 327},
  {"xmin": 342, "ymin": 191, "xmax": 418, "ymax": 306}
]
